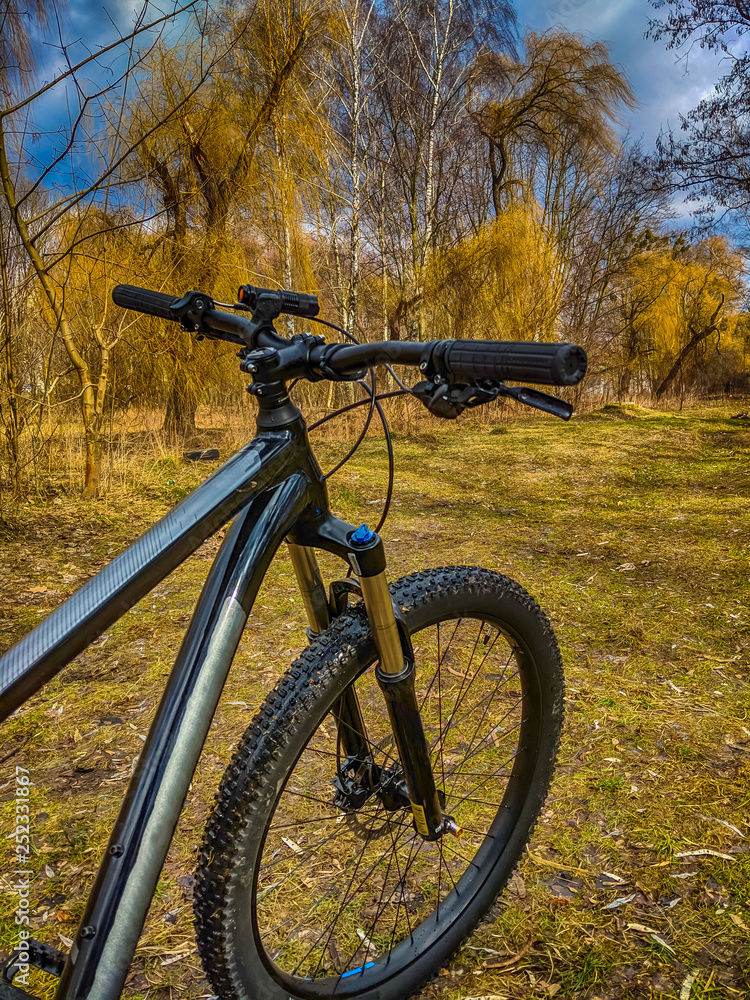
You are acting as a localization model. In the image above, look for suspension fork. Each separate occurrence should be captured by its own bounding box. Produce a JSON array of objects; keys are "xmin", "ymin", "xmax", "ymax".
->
[
  {"xmin": 287, "ymin": 534, "xmax": 445, "ymax": 838},
  {"xmin": 351, "ymin": 531, "xmax": 445, "ymax": 840}
]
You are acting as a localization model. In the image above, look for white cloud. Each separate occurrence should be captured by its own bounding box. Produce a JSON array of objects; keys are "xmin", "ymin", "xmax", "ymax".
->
[{"xmin": 520, "ymin": 0, "xmax": 727, "ymax": 148}]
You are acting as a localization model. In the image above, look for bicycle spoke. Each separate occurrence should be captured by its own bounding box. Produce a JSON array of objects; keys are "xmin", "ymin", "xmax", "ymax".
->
[
  {"xmin": 447, "ymin": 663, "xmax": 513, "ymax": 799},
  {"xmin": 248, "ymin": 608, "xmax": 549, "ymax": 989},
  {"xmin": 436, "ymin": 625, "xmax": 503, "ymax": 745},
  {"xmin": 291, "ymin": 810, "xmax": 414, "ymax": 976},
  {"xmin": 264, "ymin": 803, "xmax": 404, "ymax": 950}
]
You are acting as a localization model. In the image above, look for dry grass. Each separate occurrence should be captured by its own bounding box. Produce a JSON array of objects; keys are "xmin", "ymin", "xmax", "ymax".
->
[{"xmin": 0, "ymin": 401, "xmax": 748, "ymax": 1000}]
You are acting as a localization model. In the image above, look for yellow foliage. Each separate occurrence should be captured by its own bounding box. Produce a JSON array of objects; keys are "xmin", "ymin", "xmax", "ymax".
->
[
  {"xmin": 425, "ymin": 204, "xmax": 561, "ymax": 342},
  {"xmin": 633, "ymin": 236, "xmax": 744, "ymax": 361}
]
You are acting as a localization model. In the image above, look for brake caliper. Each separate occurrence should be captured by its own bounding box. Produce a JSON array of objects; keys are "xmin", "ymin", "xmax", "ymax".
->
[{"xmin": 332, "ymin": 756, "xmax": 382, "ymax": 811}]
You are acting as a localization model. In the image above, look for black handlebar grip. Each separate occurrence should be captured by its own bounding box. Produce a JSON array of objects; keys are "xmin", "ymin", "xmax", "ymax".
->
[
  {"xmin": 441, "ymin": 340, "xmax": 587, "ymax": 387},
  {"xmin": 112, "ymin": 284, "xmax": 180, "ymax": 320}
]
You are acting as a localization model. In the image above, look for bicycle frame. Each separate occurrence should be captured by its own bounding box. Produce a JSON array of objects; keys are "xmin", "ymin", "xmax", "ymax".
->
[{"xmin": 0, "ymin": 413, "xmax": 416, "ymax": 1000}]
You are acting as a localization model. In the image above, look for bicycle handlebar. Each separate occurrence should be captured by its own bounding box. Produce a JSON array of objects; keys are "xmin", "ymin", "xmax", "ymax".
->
[
  {"xmin": 112, "ymin": 284, "xmax": 183, "ymax": 321},
  {"xmin": 112, "ymin": 284, "xmax": 587, "ymax": 388},
  {"xmin": 440, "ymin": 339, "xmax": 585, "ymax": 387},
  {"xmin": 323, "ymin": 339, "xmax": 586, "ymax": 387}
]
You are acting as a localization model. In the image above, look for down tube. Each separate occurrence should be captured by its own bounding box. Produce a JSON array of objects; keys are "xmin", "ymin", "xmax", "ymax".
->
[
  {"xmin": 0, "ymin": 431, "xmax": 296, "ymax": 721},
  {"xmin": 55, "ymin": 473, "xmax": 312, "ymax": 1000}
]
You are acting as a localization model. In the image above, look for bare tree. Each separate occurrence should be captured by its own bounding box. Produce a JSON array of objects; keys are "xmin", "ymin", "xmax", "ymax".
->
[
  {"xmin": 647, "ymin": 2, "xmax": 750, "ymax": 229},
  {"xmin": 375, "ymin": 0, "xmax": 516, "ymax": 339},
  {"xmin": 0, "ymin": 0, "xmax": 217, "ymax": 494}
]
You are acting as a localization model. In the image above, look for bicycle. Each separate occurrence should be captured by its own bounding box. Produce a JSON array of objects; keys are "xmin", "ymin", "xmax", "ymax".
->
[{"xmin": 0, "ymin": 282, "xmax": 587, "ymax": 1000}]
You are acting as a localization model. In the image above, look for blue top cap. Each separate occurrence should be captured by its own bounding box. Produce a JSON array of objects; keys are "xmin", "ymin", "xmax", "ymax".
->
[{"xmin": 350, "ymin": 523, "xmax": 375, "ymax": 545}]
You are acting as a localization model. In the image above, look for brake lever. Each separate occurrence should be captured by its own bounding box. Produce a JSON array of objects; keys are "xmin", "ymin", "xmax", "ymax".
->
[
  {"xmin": 496, "ymin": 383, "xmax": 573, "ymax": 420},
  {"xmin": 412, "ymin": 379, "xmax": 573, "ymax": 420}
]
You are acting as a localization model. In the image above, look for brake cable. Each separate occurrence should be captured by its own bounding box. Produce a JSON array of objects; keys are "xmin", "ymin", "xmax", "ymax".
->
[
  {"xmin": 321, "ymin": 370, "xmax": 378, "ymax": 481},
  {"xmin": 304, "ymin": 314, "xmax": 414, "ymax": 535}
]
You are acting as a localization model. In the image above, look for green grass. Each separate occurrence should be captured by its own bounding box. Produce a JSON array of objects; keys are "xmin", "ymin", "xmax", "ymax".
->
[{"xmin": 1, "ymin": 402, "xmax": 749, "ymax": 999}]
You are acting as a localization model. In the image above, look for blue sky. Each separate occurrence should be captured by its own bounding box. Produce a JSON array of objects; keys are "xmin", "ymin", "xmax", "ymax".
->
[
  {"xmin": 55, "ymin": 0, "xmax": 726, "ymax": 152},
  {"xmin": 25, "ymin": 0, "xmax": 730, "ymax": 209},
  {"xmin": 519, "ymin": 0, "xmax": 727, "ymax": 148}
]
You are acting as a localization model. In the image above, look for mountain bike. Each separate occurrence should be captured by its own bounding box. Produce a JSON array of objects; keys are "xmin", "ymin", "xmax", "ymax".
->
[{"xmin": 0, "ymin": 282, "xmax": 587, "ymax": 1000}]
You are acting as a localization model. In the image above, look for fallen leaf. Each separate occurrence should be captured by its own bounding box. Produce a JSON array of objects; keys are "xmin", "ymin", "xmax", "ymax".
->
[
  {"xmin": 509, "ymin": 874, "xmax": 527, "ymax": 898},
  {"xmin": 595, "ymin": 872, "xmax": 626, "ymax": 889},
  {"xmin": 546, "ymin": 873, "xmax": 583, "ymax": 901},
  {"xmin": 456, "ymin": 996, "xmax": 508, "ymax": 1000},
  {"xmin": 695, "ymin": 813, "xmax": 746, "ymax": 839},
  {"xmin": 729, "ymin": 912, "xmax": 750, "ymax": 932},
  {"xmin": 604, "ymin": 893, "xmax": 636, "ymax": 910},
  {"xmin": 160, "ymin": 953, "xmax": 191, "ymax": 966},
  {"xmin": 485, "ymin": 940, "xmax": 532, "ymax": 969},
  {"xmin": 626, "ymin": 923, "xmax": 675, "ymax": 954},
  {"xmin": 675, "ymin": 848, "xmax": 735, "ymax": 861},
  {"xmin": 356, "ymin": 928, "xmax": 378, "ymax": 954},
  {"xmin": 282, "ymin": 837, "xmax": 303, "ymax": 854},
  {"xmin": 680, "ymin": 973, "xmax": 696, "ymax": 1000},
  {"xmin": 616, "ymin": 563, "xmax": 636, "ymax": 571}
]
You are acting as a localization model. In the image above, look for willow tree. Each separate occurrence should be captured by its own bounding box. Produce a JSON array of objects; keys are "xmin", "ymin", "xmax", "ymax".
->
[
  {"xmin": 470, "ymin": 30, "xmax": 646, "ymax": 382},
  {"xmin": 425, "ymin": 203, "xmax": 561, "ymax": 343},
  {"xmin": 615, "ymin": 236, "xmax": 745, "ymax": 401},
  {"xmin": 475, "ymin": 31, "xmax": 635, "ymax": 218},
  {"xmin": 650, "ymin": 238, "xmax": 744, "ymax": 401},
  {"xmin": 128, "ymin": 0, "xmax": 333, "ymax": 434},
  {"xmin": 0, "ymin": 0, "xmax": 215, "ymax": 495}
]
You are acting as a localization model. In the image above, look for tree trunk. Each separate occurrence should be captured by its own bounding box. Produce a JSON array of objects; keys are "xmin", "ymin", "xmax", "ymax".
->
[
  {"xmin": 654, "ymin": 296, "xmax": 724, "ymax": 401},
  {"xmin": 163, "ymin": 378, "xmax": 198, "ymax": 437},
  {"xmin": 83, "ymin": 421, "xmax": 101, "ymax": 499},
  {"xmin": 0, "ymin": 218, "xmax": 21, "ymax": 492},
  {"xmin": 488, "ymin": 135, "xmax": 507, "ymax": 217}
]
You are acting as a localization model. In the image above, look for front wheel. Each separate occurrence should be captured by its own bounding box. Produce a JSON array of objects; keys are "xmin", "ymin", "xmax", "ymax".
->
[{"xmin": 195, "ymin": 566, "xmax": 564, "ymax": 1000}]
